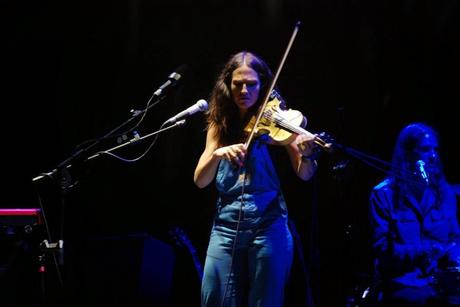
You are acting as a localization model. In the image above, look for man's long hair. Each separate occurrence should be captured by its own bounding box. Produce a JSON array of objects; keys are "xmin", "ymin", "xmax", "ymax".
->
[{"xmin": 390, "ymin": 122, "xmax": 445, "ymax": 207}]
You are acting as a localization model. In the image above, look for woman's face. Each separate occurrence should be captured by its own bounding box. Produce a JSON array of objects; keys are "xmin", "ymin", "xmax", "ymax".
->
[{"xmin": 231, "ymin": 64, "xmax": 261, "ymax": 114}]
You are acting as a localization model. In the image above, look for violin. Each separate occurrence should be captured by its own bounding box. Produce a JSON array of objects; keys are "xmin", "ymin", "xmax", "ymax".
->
[
  {"xmin": 244, "ymin": 89, "xmax": 333, "ymax": 150},
  {"xmin": 243, "ymin": 22, "xmax": 332, "ymax": 152}
]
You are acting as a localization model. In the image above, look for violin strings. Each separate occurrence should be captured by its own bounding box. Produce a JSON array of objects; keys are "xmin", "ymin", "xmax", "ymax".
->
[{"xmin": 266, "ymin": 110, "xmax": 328, "ymax": 149}]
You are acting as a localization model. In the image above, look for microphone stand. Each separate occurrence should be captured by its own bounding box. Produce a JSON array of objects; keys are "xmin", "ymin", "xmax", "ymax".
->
[
  {"xmin": 86, "ymin": 120, "xmax": 186, "ymax": 161},
  {"xmin": 33, "ymin": 94, "xmax": 167, "ymax": 183},
  {"xmin": 32, "ymin": 119, "xmax": 186, "ymax": 304},
  {"xmin": 30, "ymin": 91, "xmax": 177, "ymax": 303},
  {"xmin": 324, "ymin": 139, "xmax": 403, "ymax": 307}
]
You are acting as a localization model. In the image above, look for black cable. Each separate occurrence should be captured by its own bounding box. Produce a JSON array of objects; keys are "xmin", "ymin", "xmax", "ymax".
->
[
  {"xmin": 333, "ymin": 141, "xmax": 426, "ymax": 187},
  {"xmin": 72, "ymin": 90, "xmax": 167, "ymax": 153}
]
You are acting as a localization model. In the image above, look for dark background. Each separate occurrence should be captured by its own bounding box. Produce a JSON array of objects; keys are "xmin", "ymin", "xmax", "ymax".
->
[{"xmin": 2, "ymin": 0, "xmax": 460, "ymax": 306}]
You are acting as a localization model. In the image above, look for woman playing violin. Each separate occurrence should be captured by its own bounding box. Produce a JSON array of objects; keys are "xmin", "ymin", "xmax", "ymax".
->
[{"xmin": 194, "ymin": 51, "xmax": 318, "ymax": 307}]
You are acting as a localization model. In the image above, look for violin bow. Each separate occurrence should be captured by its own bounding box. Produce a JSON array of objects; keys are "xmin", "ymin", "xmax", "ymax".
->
[{"xmin": 244, "ymin": 21, "xmax": 301, "ymax": 149}]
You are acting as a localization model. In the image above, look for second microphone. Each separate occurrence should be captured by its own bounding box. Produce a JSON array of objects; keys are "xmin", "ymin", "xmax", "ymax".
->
[{"xmin": 164, "ymin": 99, "xmax": 208, "ymax": 125}]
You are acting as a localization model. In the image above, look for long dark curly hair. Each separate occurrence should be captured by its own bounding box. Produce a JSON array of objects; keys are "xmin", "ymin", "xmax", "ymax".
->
[{"xmin": 206, "ymin": 51, "xmax": 273, "ymax": 146}]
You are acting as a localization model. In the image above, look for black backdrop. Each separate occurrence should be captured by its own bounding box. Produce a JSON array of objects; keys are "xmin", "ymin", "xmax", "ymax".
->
[{"xmin": 2, "ymin": 1, "xmax": 460, "ymax": 306}]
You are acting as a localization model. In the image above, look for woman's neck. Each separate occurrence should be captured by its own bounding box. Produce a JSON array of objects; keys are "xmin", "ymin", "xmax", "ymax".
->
[{"xmin": 239, "ymin": 108, "xmax": 247, "ymax": 119}]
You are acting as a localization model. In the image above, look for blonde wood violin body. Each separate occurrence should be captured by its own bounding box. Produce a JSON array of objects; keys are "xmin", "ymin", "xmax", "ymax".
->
[
  {"xmin": 244, "ymin": 90, "xmax": 306, "ymax": 146},
  {"xmin": 242, "ymin": 22, "xmax": 332, "ymax": 151},
  {"xmin": 244, "ymin": 90, "xmax": 332, "ymax": 150}
]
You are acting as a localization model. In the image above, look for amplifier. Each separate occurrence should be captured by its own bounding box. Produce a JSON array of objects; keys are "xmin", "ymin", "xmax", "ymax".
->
[{"xmin": 0, "ymin": 209, "xmax": 44, "ymax": 305}]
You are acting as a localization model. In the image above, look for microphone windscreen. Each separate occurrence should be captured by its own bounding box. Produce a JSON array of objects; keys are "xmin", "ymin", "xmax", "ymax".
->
[
  {"xmin": 197, "ymin": 99, "xmax": 208, "ymax": 111},
  {"xmin": 174, "ymin": 64, "xmax": 189, "ymax": 79}
]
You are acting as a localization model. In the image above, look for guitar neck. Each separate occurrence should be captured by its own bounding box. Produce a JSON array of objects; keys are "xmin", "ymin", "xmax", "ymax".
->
[
  {"xmin": 172, "ymin": 228, "xmax": 204, "ymax": 281},
  {"xmin": 188, "ymin": 250, "xmax": 204, "ymax": 281}
]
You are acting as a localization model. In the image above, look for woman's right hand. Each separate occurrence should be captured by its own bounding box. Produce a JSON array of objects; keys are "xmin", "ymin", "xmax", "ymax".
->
[{"xmin": 214, "ymin": 143, "xmax": 247, "ymax": 167}]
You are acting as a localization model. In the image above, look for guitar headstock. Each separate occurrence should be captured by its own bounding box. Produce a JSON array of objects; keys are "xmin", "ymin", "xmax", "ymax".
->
[
  {"xmin": 169, "ymin": 226, "xmax": 196, "ymax": 253},
  {"xmin": 169, "ymin": 225, "xmax": 204, "ymax": 281}
]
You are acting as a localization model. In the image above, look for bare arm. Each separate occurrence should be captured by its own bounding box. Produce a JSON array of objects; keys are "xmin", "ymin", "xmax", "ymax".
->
[
  {"xmin": 285, "ymin": 134, "xmax": 318, "ymax": 181},
  {"xmin": 194, "ymin": 125, "xmax": 247, "ymax": 188}
]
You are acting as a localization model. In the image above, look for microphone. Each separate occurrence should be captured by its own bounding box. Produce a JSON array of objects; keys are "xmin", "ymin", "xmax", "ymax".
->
[
  {"xmin": 153, "ymin": 65, "xmax": 187, "ymax": 97},
  {"xmin": 416, "ymin": 160, "xmax": 429, "ymax": 184},
  {"xmin": 165, "ymin": 99, "xmax": 208, "ymax": 125}
]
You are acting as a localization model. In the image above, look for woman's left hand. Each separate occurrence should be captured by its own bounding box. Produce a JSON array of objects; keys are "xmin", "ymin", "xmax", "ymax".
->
[{"xmin": 296, "ymin": 134, "xmax": 317, "ymax": 157}]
